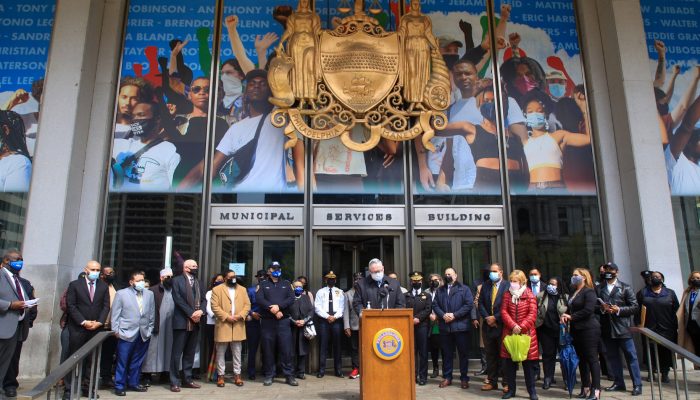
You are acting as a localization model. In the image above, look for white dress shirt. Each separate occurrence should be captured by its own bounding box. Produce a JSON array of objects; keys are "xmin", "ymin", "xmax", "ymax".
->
[{"xmin": 315, "ymin": 286, "xmax": 345, "ymax": 319}]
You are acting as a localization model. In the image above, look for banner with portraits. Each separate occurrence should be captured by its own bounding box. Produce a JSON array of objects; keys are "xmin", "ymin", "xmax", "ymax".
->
[
  {"xmin": 640, "ymin": 0, "xmax": 700, "ymax": 196},
  {"xmin": 0, "ymin": 0, "xmax": 55, "ymax": 192}
]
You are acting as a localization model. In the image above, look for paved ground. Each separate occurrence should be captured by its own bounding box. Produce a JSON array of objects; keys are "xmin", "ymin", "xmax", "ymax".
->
[{"xmin": 13, "ymin": 367, "xmax": 700, "ymax": 400}]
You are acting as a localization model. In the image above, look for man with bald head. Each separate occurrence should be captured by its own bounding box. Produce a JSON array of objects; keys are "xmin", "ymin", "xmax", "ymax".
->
[
  {"xmin": 64, "ymin": 260, "xmax": 111, "ymax": 399},
  {"xmin": 169, "ymin": 260, "xmax": 206, "ymax": 392}
]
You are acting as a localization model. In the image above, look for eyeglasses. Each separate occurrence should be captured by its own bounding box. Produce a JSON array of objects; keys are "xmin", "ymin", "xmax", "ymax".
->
[{"xmin": 190, "ymin": 86, "xmax": 210, "ymax": 95}]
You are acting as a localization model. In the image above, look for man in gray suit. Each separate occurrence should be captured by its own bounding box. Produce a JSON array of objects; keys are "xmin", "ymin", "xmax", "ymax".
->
[
  {"xmin": 0, "ymin": 250, "xmax": 30, "ymax": 397},
  {"xmin": 111, "ymin": 271, "xmax": 155, "ymax": 396}
]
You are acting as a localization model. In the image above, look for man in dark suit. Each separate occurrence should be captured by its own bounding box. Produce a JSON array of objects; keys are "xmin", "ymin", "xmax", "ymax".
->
[
  {"xmin": 406, "ymin": 271, "xmax": 432, "ymax": 386},
  {"xmin": 169, "ymin": 259, "xmax": 206, "ymax": 392},
  {"xmin": 1, "ymin": 251, "xmax": 37, "ymax": 399},
  {"xmin": 479, "ymin": 262, "xmax": 508, "ymax": 392},
  {"xmin": 64, "ymin": 260, "xmax": 111, "ymax": 399},
  {"xmin": 352, "ymin": 258, "xmax": 405, "ymax": 316}
]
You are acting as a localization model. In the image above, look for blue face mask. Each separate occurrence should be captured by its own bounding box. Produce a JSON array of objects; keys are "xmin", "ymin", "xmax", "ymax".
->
[
  {"xmin": 529, "ymin": 275, "xmax": 540, "ymax": 283},
  {"xmin": 546, "ymin": 285, "xmax": 558, "ymax": 296},
  {"xmin": 134, "ymin": 281, "xmax": 146, "ymax": 292},
  {"xmin": 570, "ymin": 275, "xmax": 584, "ymax": 287},
  {"xmin": 549, "ymin": 83, "xmax": 566, "ymax": 99},
  {"xmin": 8, "ymin": 260, "xmax": 23, "ymax": 271},
  {"xmin": 88, "ymin": 271, "xmax": 100, "ymax": 281},
  {"xmin": 294, "ymin": 287, "xmax": 304, "ymax": 296},
  {"xmin": 489, "ymin": 271, "xmax": 500, "ymax": 282},
  {"xmin": 479, "ymin": 101, "xmax": 496, "ymax": 122},
  {"xmin": 271, "ymin": 270, "xmax": 282, "ymax": 278},
  {"xmin": 526, "ymin": 112, "xmax": 547, "ymax": 129}
]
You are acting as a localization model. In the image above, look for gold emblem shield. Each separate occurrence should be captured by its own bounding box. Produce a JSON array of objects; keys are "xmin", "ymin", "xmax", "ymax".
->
[{"xmin": 319, "ymin": 31, "xmax": 399, "ymax": 114}]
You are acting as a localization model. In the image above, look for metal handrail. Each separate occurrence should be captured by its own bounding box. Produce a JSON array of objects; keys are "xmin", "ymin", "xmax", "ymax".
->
[
  {"xmin": 18, "ymin": 330, "xmax": 114, "ymax": 400},
  {"xmin": 630, "ymin": 326, "xmax": 700, "ymax": 400}
]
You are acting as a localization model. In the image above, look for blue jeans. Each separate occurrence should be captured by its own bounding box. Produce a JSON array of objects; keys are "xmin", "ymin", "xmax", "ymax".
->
[{"xmin": 603, "ymin": 336, "xmax": 642, "ymax": 387}]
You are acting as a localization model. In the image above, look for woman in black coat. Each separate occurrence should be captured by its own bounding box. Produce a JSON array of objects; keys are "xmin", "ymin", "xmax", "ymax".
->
[
  {"xmin": 561, "ymin": 268, "xmax": 600, "ymax": 400},
  {"xmin": 289, "ymin": 280, "xmax": 315, "ymax": 379}
]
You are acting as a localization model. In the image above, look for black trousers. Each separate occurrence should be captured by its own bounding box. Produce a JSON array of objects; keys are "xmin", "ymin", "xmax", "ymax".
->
[
  {"xmin": 170, "ymin": 328, "xmax": 199, "ymax": 386},
  {"xmin": 503, "ymin": 358, "xmax": 537, "ymax": 397},
  {"xmin": 483, "ymin": 331, "xmax": 504, "ymax": 386},
  {"xmin": 1, "ymin": 330, "xmax": 21, "ymax": 391},
  {"xmin": 203, "ymin": 323, "xmax": 216, "ymax": 377},
  {"xmin": 261, "ymin": 318, "xmax": 293, "ymax": 379},
  {"xmin": 414, "ymin": 325, "xmax": 429, "ymax": 381},
  {"xmin": 573, "ymin": 329, "xmax": 601, "ymax": 391},
  {"xmin": 245, "ymin": 319, "xmax": 261, "ymax": 377},
  {"xmin": 429, "ymin": 331, "xmax": 442, "ymax": 370},
  {"xmin": 99, "ymin": 334, "xmax": 118, "ymax": 382},
  {"xmin": 687, "ymin": 320, "xmax": 700, "ymax": 358},
  {"xmin": 349, "ymin": 330, "xmax": 359, "ymax": 369},
  {"xmin": 317, "ymin": 319, "xmax": 342, "ymax": 374},
  {"xmin": 539, "ymin": 326, "xmax": 559, "ymax": 382},
  {"xmin": 65, "ymin": 327, "xmax": 99, "ymax": 391},
  {"xmin": 440, "ymin": 331, "xmax": 470, "ymax": 382}
]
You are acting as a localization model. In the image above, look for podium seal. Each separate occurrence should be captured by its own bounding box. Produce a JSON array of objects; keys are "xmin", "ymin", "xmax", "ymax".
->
[{"xmin": 373, "ymin": 328, "xmax": 403, "ymax": 360}]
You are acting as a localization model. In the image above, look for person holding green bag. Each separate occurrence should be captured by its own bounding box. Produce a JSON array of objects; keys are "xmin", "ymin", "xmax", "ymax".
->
[{"xmin": 500, "ymin": 270, "xmax": 539, "ymax": 400}]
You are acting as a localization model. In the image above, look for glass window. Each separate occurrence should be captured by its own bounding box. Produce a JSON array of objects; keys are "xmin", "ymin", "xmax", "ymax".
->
[{"xmin": 0, "ymin": 0, "xmax": 56, "ymax": 253}]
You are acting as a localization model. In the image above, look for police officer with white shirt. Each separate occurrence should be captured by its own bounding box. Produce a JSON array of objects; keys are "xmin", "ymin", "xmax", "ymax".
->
[{"xmin": 314, "ymin": 271, "xmax": 345, "ymax": 378}]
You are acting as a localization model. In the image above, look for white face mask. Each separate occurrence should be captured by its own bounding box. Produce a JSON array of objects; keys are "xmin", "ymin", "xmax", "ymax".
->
[
  {"xmin": 221, "ymin": 74, "xmax": 243, "ymax": 98},
  {"xmin": 371, "ymin": 271, "xmax": 384, "ymax": 282}
]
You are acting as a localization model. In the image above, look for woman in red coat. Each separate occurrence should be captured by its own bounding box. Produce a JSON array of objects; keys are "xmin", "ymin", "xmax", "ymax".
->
[{"xmin": 500, "ymin": 269, "xmax": 539, "ymax": 400}]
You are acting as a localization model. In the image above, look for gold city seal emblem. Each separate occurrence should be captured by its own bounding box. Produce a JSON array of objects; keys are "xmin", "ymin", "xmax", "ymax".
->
[{"xmin": 268, "ymin": 0, "xmax": 450, "ymax": 152}]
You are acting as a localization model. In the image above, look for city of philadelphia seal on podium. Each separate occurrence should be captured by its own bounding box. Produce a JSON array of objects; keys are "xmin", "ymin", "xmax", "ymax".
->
[{"xmin": 372, "ymin": 328, "xmax": 404, "ymax": 361}]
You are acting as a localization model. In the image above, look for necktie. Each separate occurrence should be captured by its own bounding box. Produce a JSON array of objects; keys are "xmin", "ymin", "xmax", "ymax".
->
[
  {"xmin": 691, "ymin": 291, "xmax": 698, "ymax": 308},
  {"xmin": 328, "ymin": 287, "xmax": 334, "ymax": 315},
  {"xmin": 89, "ymin": 281, "xmax": 95, "ymax": 302},
  {"xmin": 491, "ymin": 283, "xmax": 498, "ymax": 315},
  {"xmin": 137, "ymin": 292, "xmax": 143, "ymax": 315},
  {"xmin": 533, "ymin": 283, "xmax": 538, "ymax": 296},
  {"xmin": 13, "ymin": 275, "xmax": 24, "ymax": 301}
]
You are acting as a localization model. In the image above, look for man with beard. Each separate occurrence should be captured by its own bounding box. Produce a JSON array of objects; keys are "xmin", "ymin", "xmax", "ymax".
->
[
  {"xmin": 111, "ymin": 101, "xmax": 180, "ymax": 191},
  {"xmin": 141, "ymin": 268, "xmax": 175, "ymax": 385},
  {"xmin": 114, "ymin": 77, "xmax": 153, "ymax": 139}
]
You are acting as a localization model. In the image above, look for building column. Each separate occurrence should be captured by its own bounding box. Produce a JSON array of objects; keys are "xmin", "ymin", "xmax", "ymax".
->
[
  {"xmin": 577, "ymin": 0, "xmax": 683, "ymax": 291},
  {"xmin": 19, "ymin": 0, "xmax": 126, "ymax": 378}
]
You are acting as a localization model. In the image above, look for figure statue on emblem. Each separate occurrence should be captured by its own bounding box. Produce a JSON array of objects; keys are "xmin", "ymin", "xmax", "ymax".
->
[{"xmin": 399, "ymin": 0, "xmax": 440, "ymax": 110}]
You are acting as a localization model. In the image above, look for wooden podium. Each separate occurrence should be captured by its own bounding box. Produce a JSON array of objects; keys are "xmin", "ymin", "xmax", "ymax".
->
[{"xmin": 359, "ymin": 309, "xmax": 415, "ymax": 400}]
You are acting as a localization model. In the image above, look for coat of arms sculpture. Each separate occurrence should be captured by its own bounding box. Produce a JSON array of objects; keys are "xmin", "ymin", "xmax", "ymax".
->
[{"xmin": 268, "ymin": 0, "xmax": 450, "ymax": 152}]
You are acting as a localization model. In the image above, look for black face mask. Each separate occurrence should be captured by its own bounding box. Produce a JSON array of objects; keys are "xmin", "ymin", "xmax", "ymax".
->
[
  {"xmin": 327, "ymin": 279, "xmax": 336, "ymax": 287},
  {"xmin": 430, "ymin": 280, "xmax": 439, "ymax": 289},
  {"xmin": 162, "ymin": 277, "xmax": 173, "ymax": 289},
  {"xmin": 227, "ymin": 278, "xmax": 237, "ymax": 287},
  {"xmin": 130, "ymin": 118, "xmax": 157, "ymax": 137},
  {"xmin": 603, "ymin": 272, "xmax": 615, "ymax": 280},
  {"xmin": 650, "ymin": 277, "xmax": 663, "ymax": 287},
  {"xmin": 188, "ymin": 268, "xmax": 199, "ymax": 278},
  {"xmin": 411, "ymin": 282, "xmax": 422, "ymax": 290},
  {"xmin": 692, "ymin": 279, "xmax": 700, "ymax": 288},
  {"xmin": 103, "ymin": 275, "xmax": 115, "ymax": 284},
  {"xmin": 443, "ymin": 54, "xmax": 460, "ymax": 71},
  {"xmin": 444, "ymin": 275, "xmax": 454, "ymax": 284}
]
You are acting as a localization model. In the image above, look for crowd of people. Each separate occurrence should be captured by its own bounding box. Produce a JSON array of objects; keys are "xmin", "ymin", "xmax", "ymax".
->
[{"xmin": 4, "ymin": 250, "xmax": 700, "ymax": 399}]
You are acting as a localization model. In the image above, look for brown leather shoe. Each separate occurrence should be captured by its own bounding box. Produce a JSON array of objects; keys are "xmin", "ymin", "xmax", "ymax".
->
[
  {"xmin": 170, "ymin": 385, "xmax": 181, "ymax": 392},
  {"xmin": 461, "ymin": 381, "xmax": 470, "ymax": 389},
  {"xmin": 233, "ymin": 374, "xmax": 244, "ymax": 387},
  {"xmin": 183, "ymin": 381, "xmax": 201, "ymax": 389},
  {"xmin": 217, "ymin": 376, "xmax": 225, "ymax": 387},
  {"xmin": 439, "ymin": 379, "xmax": 452, "ymax": 388},
  {"xmin": 481, "ymin": 383, "xmax": 497, "ymax": 391}
]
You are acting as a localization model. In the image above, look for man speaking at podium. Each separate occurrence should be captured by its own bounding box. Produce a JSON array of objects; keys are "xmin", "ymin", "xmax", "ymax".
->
[{"xmin": 353, "ymin": 258, "xmax": 405, "ymax": 315}]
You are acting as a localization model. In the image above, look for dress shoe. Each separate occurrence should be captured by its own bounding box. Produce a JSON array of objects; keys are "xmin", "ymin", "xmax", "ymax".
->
[
  {"xmin": 438, "ymin": 379, "xmax": 452, "ymax": 388},
  {"xmin": 481, "ymin": 383, "xmax": 497, "ymax": 391},
  {"xmin": 128, "ymin": 385, "xmax": 147, "ymax": 392},
  {"xmin": 605, "ymin": 383, "xmax": 626, "ymax": 392},
  {"xmin": 577, "ymin": 389, "xmax": 588, "ymax": 399},
  {"xmin": 631, "ymin": 385, "xmax": 642, "ymax": 396},
  {"xmin": 317, "ymin": 372, "xmax": 325, "ymax": 378},
  {"xmin": 542, "ymin": 378, "xmax": 551, "ymax": 390},
  {"xmin": 248, "ymin": 374, "xmax": 256, "ymax": 381},
  {"xmin": 461, "ymin": 381, "xmax": 470, "ymax": 389},
  {"xmin": 585, "ymin": 389, "xmax": 601, "ymax": 400},
  {"xmin": 182, "ymin": 381, "xmax": 201, "ymax": 389},
  {"xmin": 501, "ymin": 392, "xmax": 515, "ymax": 399},
  {"xmin": 263, "ymin": 378, "xmax": 273, "ymax": 386},
  {"xmin": 115, "ymin": 389, "xmax": 126, "ymax": 396},
  {"xmin": 5, "ymin": 387, "xmax": 17, "ymax": 398},
  {"xmin": 661, "ymin": 373, "xmax": 670, "ymax": 383},
  {"xmin": 169, "ymin": 385, "xmax": 181, "ymax": 393},
  {"xmin": 286, "ymin": 377, "xmax": 299, "ymax": 386},
  {"xmin": 418, "ymin": 379, "xmax": 426, "ymax": 386},
  {"xmin": 474, "ymin": 367, "xmax": 487, "ymax": 376},
  {"xmin": 217, "ymin": 376, "xmax": 225, "ymax": 387},
  {"xmin": 430, "ymin": 368, "xmax": 439, "ymax": 378},
  {"xmin": 335, "ymin": 371, "xmax": 344, "ymax": 378},
  {"xmin": 234, "ymin": 374, "xmax": 244, "ymax": 387},
  {"xmin": 296, "ymin": 373, "xmax": 306, "ymax": 380},
  {"xmin": 530, "ymin": 395, "xmax": 539, "ymax": 400}
]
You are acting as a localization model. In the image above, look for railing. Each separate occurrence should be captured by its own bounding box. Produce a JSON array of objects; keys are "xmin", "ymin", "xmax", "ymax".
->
[
  {"xmin": 18, "ymin": 330, "xmax": 113, "ymax": 400},
  {"xmin": 630, "ymin": 326, "xmax": 700, "ymax": 400}
]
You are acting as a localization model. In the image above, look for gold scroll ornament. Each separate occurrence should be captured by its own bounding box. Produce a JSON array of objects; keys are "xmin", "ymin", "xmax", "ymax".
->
[{"xmin": 268, "ymin": 0, "xmax": 450, "ymax": 152}]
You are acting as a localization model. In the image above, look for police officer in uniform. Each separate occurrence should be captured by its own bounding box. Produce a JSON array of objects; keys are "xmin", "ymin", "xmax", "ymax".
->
[
  {"xmin": 406, "ymin": 271, "xmax": 432, "ymax": 385},
  {"xmin": 256, "ymin": 262, "xmax": 298, "ymax": 387},
  {"xmin": 314, "ymin": 271, "xmax": 345, "ymax": 378}
]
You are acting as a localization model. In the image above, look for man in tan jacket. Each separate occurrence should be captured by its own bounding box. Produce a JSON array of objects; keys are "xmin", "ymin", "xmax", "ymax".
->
[{"xmin": 211, "ymin": 270, "xmax": 251, "ymax": 387}]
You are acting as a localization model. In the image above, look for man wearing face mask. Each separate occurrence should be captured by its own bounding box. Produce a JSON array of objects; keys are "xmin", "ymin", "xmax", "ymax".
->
[
  {"xmin": 256, "ymin": 262, "xmax": 297, "ymax": 386},
  {"xmin": 142, "ymin": 268, "xmax": 175, "ymax": 386},
  {"xmin": 245, "ymin": 269, "xmax": 267, "ymax": 380},
  {"xmin": 478, "ymin": 263, "xmax": 509, "ymax": 392},
  {"xmin": 0, "ymin": 250, "xmax": 35, "ymax": 400},
  {"xmin": 169, "ymin": 259, "xmax": 206, "ymax": 392},
  {"xmin": 545, "ymin": 70, "xmax": 568, "ymax": 101},
  {"xmin": 432, "ymin": 267, "xmax": 473, "ymax": 389},
  {"xmin": 111, "ymin": 271, "xmax": 155, "ymax": 396},
  {"xmin": 99, "ymin": 266, "xmax": 120, "ymax": 389},
  {"xmin": 114, "ymin": 77, "xmax": 153, "ymax": 139},
  {"xmin": 210, "ymin": 270, "xmax": 250, "ymax": 387},
  {"xmin": 111, "ymin": 101, "xmax": 181, "ymax": 191},
  {"xmin": 352, "ymin": 258, "xmax": 405, "ymax": 316},
  {"xmin": 425, "ymin": 274, "xmax": 443, "ymax": 378},
  {"xmin": 343, "ymin": 272, "xmax": 364, "ymax": 380},
  {"xmin": 64, "ymin": 260, "xmax": 111, "ymax": 399},
  {"xmin": 596, "ymin": 262, "xmax": 642, "ymax": 396},
  {"xmin": 405, "ymin": 272, "xmax": 432, "ymax": 386},
  {"xmin": 314, "ymin": 271, "xmax": 345, "ymax": 378}
]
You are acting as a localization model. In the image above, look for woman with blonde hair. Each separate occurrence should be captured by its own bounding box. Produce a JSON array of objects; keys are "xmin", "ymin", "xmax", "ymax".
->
[
  {"xmin": 677, "ymin": 270, "xmax": 700, "ymax": 359},
  {"xmin": 561, "ymin": 268, "xmax": 600, "ymax": 400},
  {"xmin": 500, "ymin": 269, "xmax": 539, "ymax": 400}
]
